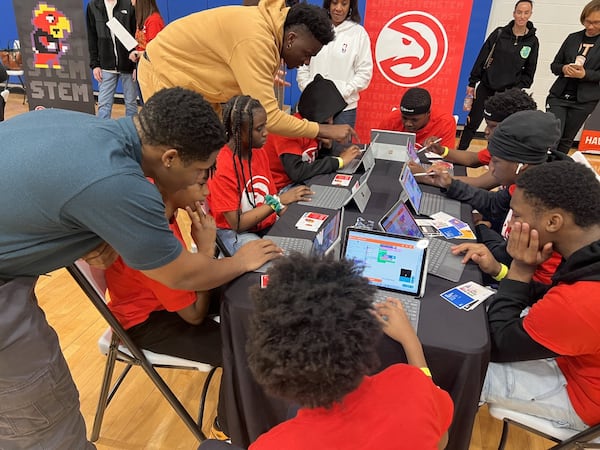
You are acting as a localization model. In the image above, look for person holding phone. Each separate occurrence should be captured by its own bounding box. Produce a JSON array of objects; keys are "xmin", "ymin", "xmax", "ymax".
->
[{"xmin": 546, "ymin": 0, "xmax": 600, "ymax": 154}]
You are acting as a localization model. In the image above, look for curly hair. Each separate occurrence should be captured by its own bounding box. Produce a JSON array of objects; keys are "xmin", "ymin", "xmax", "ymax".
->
[
  {"xmin": 322, "ymin": 0, "xmax": 361, "ymax": 23},
  {"xmin": 137, "ymin": 88, "xmax": 226, "ymax": 165},
  {"xmin": 516, "ymin": 161, "xmax": 600, "ymax": 228},
  {"xmin": 284, "ymin": 3, "xmax": 334, "ymax": 45},
  {"xmin": 247, "ymin": 254, "xmax": 381, "ymax": 409},
  {"xmin": 484, "ymin": 88, "xmax": 537, "ymax": 122}
]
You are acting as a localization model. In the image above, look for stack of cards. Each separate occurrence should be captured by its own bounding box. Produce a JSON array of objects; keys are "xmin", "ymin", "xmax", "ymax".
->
[
  {"xmin": 440, "ymin": 281, "xmax": 495, "ymax": 311},
  {"xmin": 295, "ymin": 212, "xmax": 328, "ymax": 232},
  {"xmin": 430, "ymin": 212, "xmax": 475, "ymax": 240}
]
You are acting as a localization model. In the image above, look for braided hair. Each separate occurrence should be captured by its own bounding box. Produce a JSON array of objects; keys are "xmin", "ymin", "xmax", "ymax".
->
[{"xmin": 222, "ymin": 95, "xmax": 265, "ymax": 232}]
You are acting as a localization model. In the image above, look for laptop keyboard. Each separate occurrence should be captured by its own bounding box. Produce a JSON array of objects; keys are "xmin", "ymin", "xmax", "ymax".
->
[
  {"xmin": 300, "ymin": 186, "xmax": 349, "ymax": 209},
  {"xmin": 274, "ymin": 237, "xmax": 312, "ymax": 254},
  {"xmin": 420, "ymin": 193, "xmax": 445, "ymax": 215},
  {"xmin": 373, "ymin": 291, "xmax": 420, "ymax": 332},
  {"xmin": 340, "ymin": 158, "xmax": 360, "ymax": 173},
  {"xmin": 427, "ymin": 239, "xmax": 447, "ymax": 274}
]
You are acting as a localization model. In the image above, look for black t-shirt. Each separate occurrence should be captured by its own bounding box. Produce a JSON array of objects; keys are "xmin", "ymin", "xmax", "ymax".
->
[{"xmin": 563, "ymin": 34, "xmax": 597, "ymax": 99}]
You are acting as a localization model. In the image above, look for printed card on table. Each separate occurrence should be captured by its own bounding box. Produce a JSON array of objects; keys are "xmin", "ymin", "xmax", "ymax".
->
[
  {"xmin": 332, "ymin": 174, "xmax": 352, "ymax": 186},
  {"xmin": 295, "ymin": 212, "xmax": 329, "ymax": 232},
  {"xmin": 441, "ymin": 281, "xmax": 495, "ymax": 311}
]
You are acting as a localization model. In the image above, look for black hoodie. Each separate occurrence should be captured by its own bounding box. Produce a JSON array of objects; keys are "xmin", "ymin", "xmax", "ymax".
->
[
  {"xmin": 487, "ymin": 240, "xmax": 600, "ymax": 362},
  {"xmin": 469, "ymin": 20, "xmax": 539, "ymax": 91}
]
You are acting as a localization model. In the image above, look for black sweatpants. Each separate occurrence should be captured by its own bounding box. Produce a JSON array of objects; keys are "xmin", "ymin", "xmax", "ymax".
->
[
  {"xmin": 458, "ymin": 83, "xmax": 497, "ymax": 150},
  {"xmin": 546, "ymin": 95, "xmax": 597, "ymax": 154}
]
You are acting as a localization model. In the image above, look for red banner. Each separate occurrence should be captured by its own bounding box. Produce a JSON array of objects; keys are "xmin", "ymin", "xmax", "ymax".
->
[{"xmin": 356, "ymin": 1, "xmax": 473, "ymax": 141}]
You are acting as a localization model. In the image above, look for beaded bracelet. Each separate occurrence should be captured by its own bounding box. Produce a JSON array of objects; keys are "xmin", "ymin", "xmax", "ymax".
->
[{"xmin": 265, "ymin": 194, "xmax": 283, "ymax": 213}]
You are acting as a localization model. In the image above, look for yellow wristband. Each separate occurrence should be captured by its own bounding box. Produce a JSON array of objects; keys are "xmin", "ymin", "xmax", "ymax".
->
[
  {"xmin": 420, "ymin": 367, "xmax": 432, "ymax": 377},
  {"xmin": 335, "ymin": 157, "xmax": 344, "ymax": 169},
  {"xmin": 493, "ymin": 263, "xmax": 509, "ymax": 282},
  {"xmin": 440, "ymin": 146, "xmax": 450, "ymax": 158}
]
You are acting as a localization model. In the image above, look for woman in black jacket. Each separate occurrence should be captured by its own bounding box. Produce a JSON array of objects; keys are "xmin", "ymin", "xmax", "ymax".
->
[
  {"xmin": 458, "ymin": 0, "xmax": 538, "ymax": 150},
  {"xmin": 546, "ymin": 0, "xmax": 600, "ymax": 154}
]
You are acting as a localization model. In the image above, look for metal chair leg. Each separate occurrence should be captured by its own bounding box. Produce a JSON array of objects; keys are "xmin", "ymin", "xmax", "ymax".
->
[
  {"xmin": 497, "ymin": 420, "xmax": 510, "ymax": 450},
  {"xmin": 91, "ymin": 334, "xmax": 122, "ymax": 442},
  {"xmin": 198, "ymin": 367, "xmax": 218, "ymax": 431}
]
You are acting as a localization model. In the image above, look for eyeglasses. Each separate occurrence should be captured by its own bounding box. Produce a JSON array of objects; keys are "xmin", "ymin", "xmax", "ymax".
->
[{"xmin": 583, "ymin": 19, "xmax": 600, "ymax": 27}]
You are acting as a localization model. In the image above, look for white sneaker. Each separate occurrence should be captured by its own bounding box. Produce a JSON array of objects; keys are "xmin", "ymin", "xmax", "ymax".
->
[{"xmin": 0, "ymin": 90, "xmax": 9, "ymax": 102}]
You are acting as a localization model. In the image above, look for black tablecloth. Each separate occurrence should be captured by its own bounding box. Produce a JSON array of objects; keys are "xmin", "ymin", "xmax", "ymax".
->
[{"xmin": 220, "ymin": 161, "xmax": 490, "ymax": 450}]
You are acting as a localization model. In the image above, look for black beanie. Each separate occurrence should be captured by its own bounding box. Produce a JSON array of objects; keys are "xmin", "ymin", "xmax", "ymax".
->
[
  {"xmin": 488, "ymin": 110, "xmax": 561, "ymax": 164},
  {"xmin": 298, "ymin": 74, "xmax": 347, "ymax": 123}
]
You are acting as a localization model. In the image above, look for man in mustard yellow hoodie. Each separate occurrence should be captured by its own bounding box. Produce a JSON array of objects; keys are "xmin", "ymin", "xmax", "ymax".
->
[{"xmin": 138, "ymin": 0, "xmax": 357, "ymax": 145}]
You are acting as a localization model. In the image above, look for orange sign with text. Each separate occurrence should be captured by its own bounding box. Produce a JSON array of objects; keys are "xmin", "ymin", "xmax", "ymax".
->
[{"xmin": 356, "ymin": 0, "xmax": 473, "ymax": 141}]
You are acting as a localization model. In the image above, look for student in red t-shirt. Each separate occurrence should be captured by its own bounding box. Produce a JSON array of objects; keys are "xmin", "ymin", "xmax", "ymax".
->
[
  {"xmin": 481, "ymin": 161, "xmax": 600, "ymax": 431},
  {"xmin": 244, "ymin": 255, "xmax": 453, "ymax": 450},
  {"xmin": 378, "ymin": 87, "xmax": 456, "ymax": 149},
  {"xmin": 410, "ymin": 88, "xmax": 537, "ymax": 190},
  {"xmin": 263, "ymin": 74, "xmax": 361, "ymax": 191},
  {"xmin": 207, "ymin": 95, "xmax": 313, "ymax": 255}
]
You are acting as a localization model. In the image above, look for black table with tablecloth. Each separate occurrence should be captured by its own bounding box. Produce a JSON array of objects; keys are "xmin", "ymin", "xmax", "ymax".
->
[{"xmin": 220, "ymin": 161, "xmax": 490, "ymax": 450}]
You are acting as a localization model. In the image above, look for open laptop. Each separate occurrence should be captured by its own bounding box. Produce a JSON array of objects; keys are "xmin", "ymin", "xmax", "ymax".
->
[
  {"xmin": 378, "ymin": 198, "xmax": 466, "ymax": 282},
  {"xmin": 399, "ymin": 163, "xmax": 461, "ymax": 218},
  {"xmin": 342, "ymin": 227, "xmax": 426, "ymax": 331},
  {"xmin": 256, "ymin": 208, "xmax": 344, "ymax": 273},
  {"xmin": 299, "ymin": 165, "xmax": 373, "ymax": 212},
  {"xmin": 370, "ymin": 129, "xmax": 416, "ymax": 162},
  {"xmin": 337, "ymin": 133, "xmax": 379, "ymax": 175}
]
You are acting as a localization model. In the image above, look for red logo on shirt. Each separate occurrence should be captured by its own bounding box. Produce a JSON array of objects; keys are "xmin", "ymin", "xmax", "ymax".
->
[
  {"xmin": 375, "ymin": 11, "xmax": 448, "ymax": 87},
  {"xmin": 241, "ymin": 175, "xmax": 271, "ymax": 212},
  {"xmin": 302, "ymin": 146, "xmax": 319, "ymax": 163}
]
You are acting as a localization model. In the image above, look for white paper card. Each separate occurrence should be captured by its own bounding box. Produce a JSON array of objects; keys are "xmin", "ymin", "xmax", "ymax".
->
[{"xmin": 106, "ymin": 17, "xmax": 138, "ymax": 51}]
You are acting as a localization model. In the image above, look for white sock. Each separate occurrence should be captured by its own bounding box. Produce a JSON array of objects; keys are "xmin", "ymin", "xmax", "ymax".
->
[{"xmin": 0, "ymin": 89, "xmax": 9, "ymax": 102}]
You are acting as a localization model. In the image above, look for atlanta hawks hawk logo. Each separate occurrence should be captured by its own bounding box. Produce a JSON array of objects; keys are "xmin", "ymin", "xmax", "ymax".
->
[{"xmin": 375, "ymin": 11, "xmax": 448, "ymax": 87}]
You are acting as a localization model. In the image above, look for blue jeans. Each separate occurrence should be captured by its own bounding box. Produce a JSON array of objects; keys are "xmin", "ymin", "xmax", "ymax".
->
[
  {"xmin": 480, "ymin": 359, "xmax": 587, "ymax": 431},
  {"xmin": 217, "ymin": 229, "xmax": 261, "ymax": 256},
  {"xmin": 97, "ymin": 70, "xmax": 138, "ymax": 119}
]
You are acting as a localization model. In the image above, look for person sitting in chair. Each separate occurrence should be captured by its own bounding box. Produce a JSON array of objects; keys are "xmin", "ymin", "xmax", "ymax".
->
[
  {"xmin": 480, "ymin": 161, "xmax": 600, "ymax": 432},
  {"xmin": 263, "ymin": 74, "xmax": 361, "ymax": 191},
  {"xmin": 377, "ymin": 87, "xmax": 456, "ymax": 149},
  {"xmin": 245, "ymin": 254, "xmax": 453, "ymax": 449}
]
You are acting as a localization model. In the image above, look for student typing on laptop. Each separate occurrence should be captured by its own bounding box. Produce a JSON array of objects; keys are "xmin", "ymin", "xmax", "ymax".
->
[
  {"xmin": 263, "ymin": 74, "xmax": 361, "ymax": 191},
  {"xmin": 239, "ymin": 254, "xmax": 453, "ymax": 450},
  {"xmin": 378, "ymin": 87, "xmax": 456, "ymax": 149},
  {"xmin": 207, "ymin": 96, "xmax": 312, "ymax": 256}
]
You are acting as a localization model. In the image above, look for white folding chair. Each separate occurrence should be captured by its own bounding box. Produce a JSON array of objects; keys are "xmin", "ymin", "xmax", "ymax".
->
[
  {"xmin": 489, "ymin": 405, "xmax": 600, "ymax": 449},
  {"xmin": 67, "ymin": 260, "xmax": 219, "ymax": 442}
]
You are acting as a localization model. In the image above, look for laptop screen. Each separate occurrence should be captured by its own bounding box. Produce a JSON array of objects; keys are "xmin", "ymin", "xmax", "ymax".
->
[
  {"xmin": 399, "ymin": 163, "xmax": 423, "ymax": 213},
  {"xmin": 342, "ymin": 228, "xmax": 426, "ymax": 297},
  {"xmin": 379, "ymin": 199, "xmax": 424, "ymax": 238},
  {"xmin": 313, "ymin": 208, "xmax": 342, "ymax": 256},
  {"xmin": 406, "ymin": 139, "xmax": 419, "ymax": 163}
]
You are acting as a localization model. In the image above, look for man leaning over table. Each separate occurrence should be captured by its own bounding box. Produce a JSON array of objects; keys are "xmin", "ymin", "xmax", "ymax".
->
[{"xmin": 0, "ymin": 87, "xmax": 281, "ymax": 449}]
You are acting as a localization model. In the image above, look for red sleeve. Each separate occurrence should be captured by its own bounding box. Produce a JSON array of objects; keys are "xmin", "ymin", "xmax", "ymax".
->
[
  {"xmin": 207, "ymin": 146, "xmax": 242, "ymax": 228},
  {"xmin": 144, "ymin": 13, "xmax": 165, "ymax": 43},
  {"xmin": 477, "ymin": 148, "xmax": 491, "ymax": 164},
  {"xmin": 523, "ymin": 282, "xmax": 600, "ymax": 355},
  {"xmin": 433, "ymin": 112, "xmax": 457, "ymax": 149}
]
